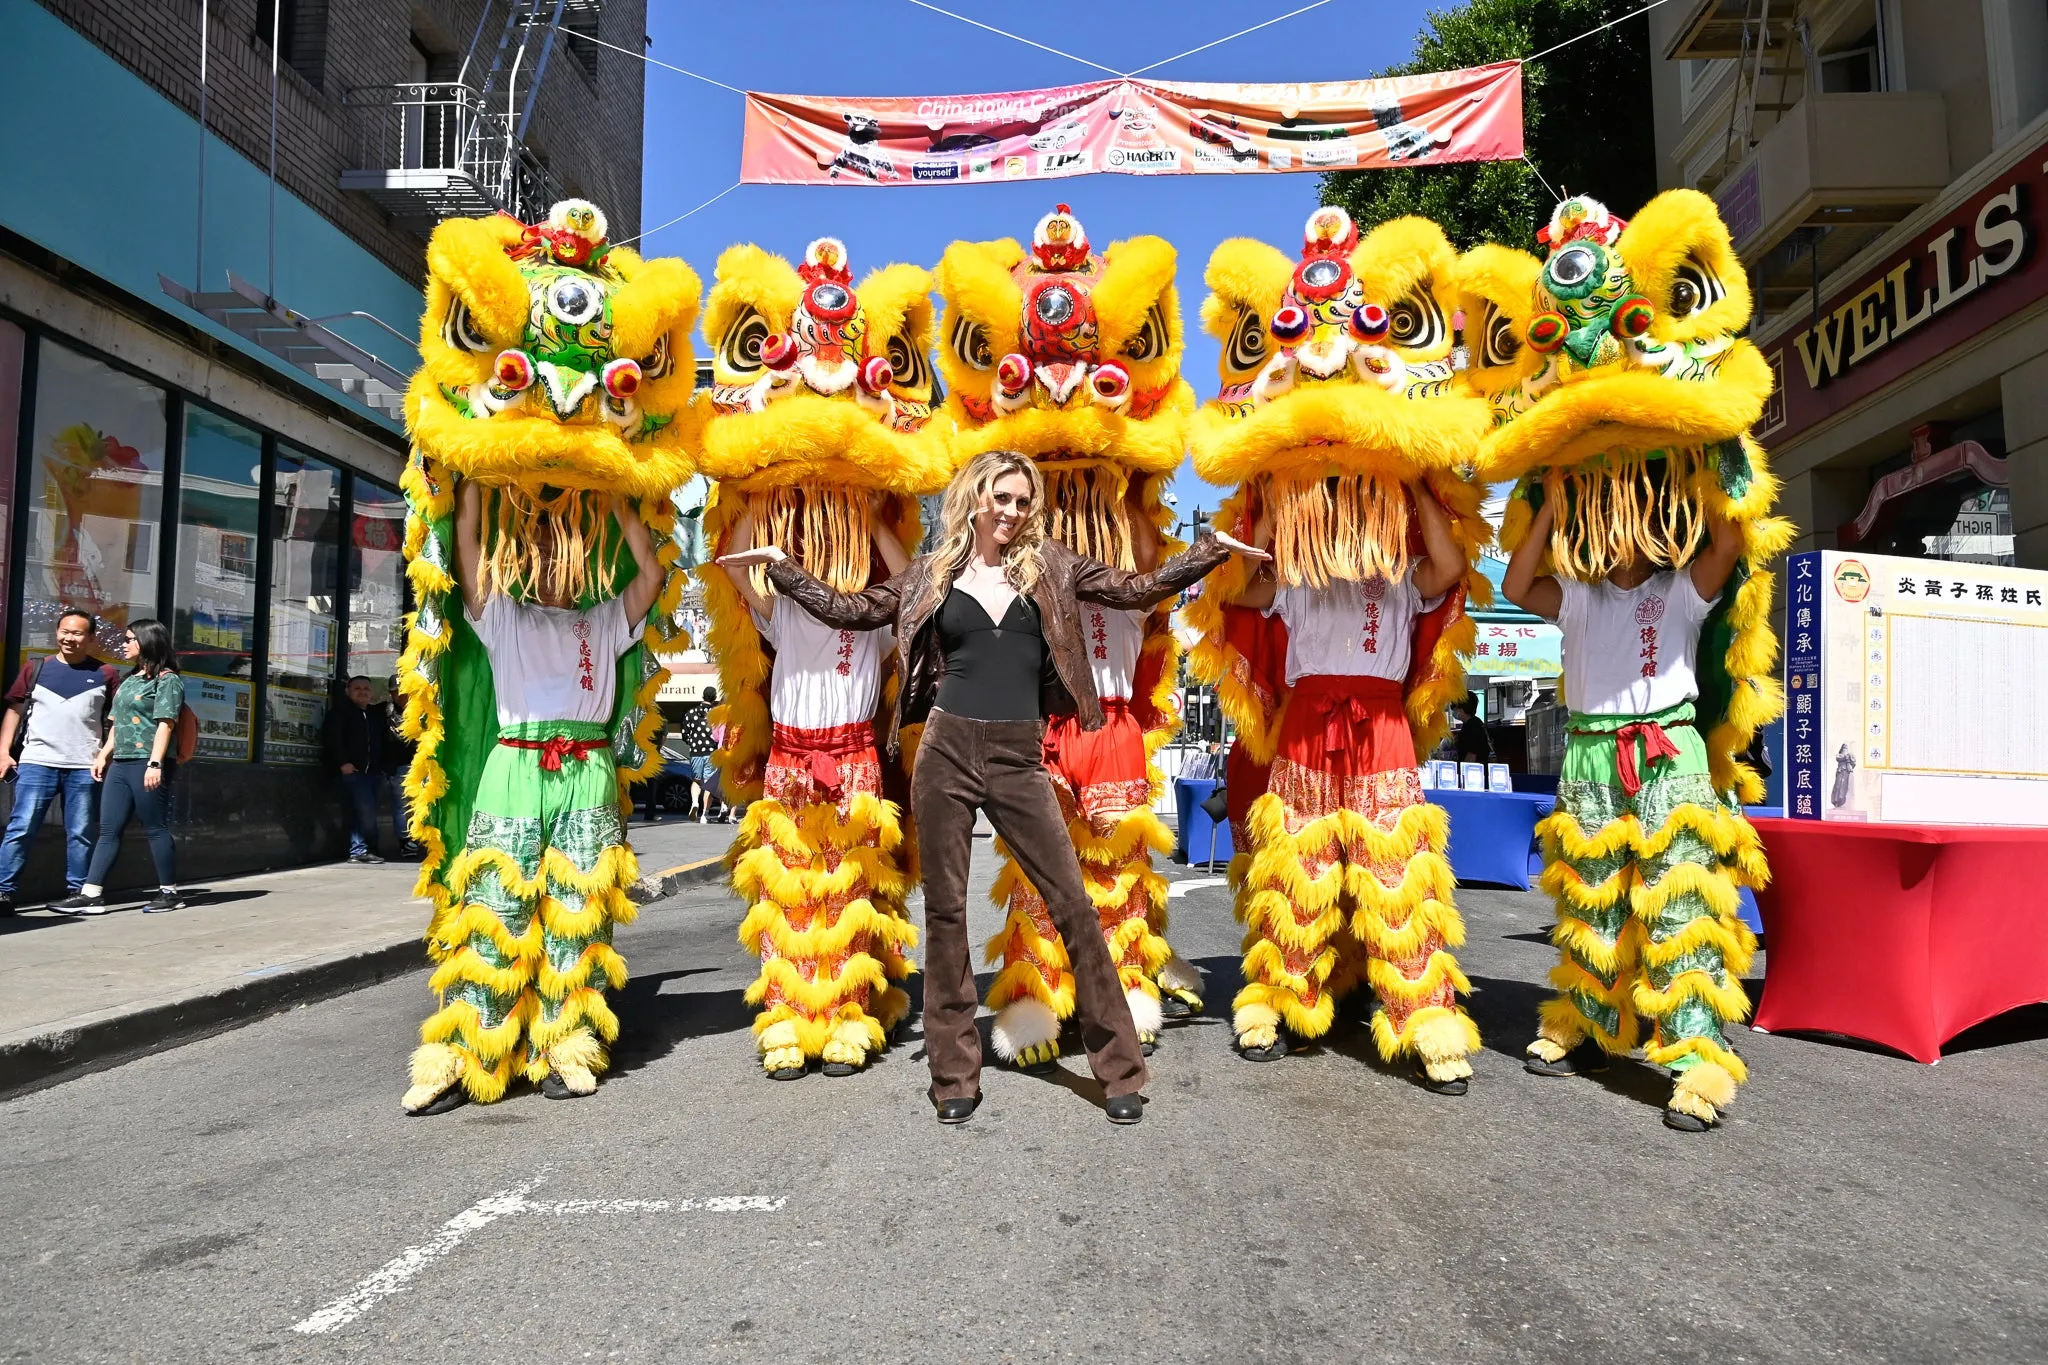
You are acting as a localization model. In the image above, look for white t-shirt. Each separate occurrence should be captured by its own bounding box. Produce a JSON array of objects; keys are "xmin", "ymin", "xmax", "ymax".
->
[
  {"xmin": 1079, "ymin": 604, "xmax": 1145, "ymax": 702},
  {"xmin": 754, "ymin": 604, "xmax": 891, "ymax": 731},
  {"xmin": 1550, "ymin": 571, "xmax": 1718, "ymax": 716},
  {"xmin": 1265, "ymin": 575, "xmax": 1441, "ymax": 686},
  {"xmin": 468, "ymin": 594, "xmax": 642, "ymax": 727}
]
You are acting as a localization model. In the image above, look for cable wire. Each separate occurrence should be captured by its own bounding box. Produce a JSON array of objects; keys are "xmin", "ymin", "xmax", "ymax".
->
[
  {"xmin": 902, "ymin": 0, "xmax": 1126, "ymax": 76},
  {"xmin": 616, "ymin": 181, "xmax": 745, "ymax": 247},
  {"xmin": 1126, "ymin": 0, "xmax": 1336, "ymax": 78},
  {"xmin": 1520, "ymin": 0, "xmax": 1678, "ymax": 65}
]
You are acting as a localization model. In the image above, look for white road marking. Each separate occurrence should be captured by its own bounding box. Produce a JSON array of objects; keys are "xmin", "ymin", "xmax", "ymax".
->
[
  {"xmin": 291, "ymin": 1168, "xmax": 784, "ymax": 1336},
  {"xmin": 1168, "ymin": 877, "xmax": 1228, "ymax": 898}
]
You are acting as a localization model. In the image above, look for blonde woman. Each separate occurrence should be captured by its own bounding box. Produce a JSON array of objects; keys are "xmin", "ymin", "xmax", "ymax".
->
[{"xmin": 720, "ymin": 449, "xmax": 1265, "ymax": 1125}]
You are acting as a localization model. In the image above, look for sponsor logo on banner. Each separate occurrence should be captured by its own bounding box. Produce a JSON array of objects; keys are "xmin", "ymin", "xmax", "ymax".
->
[
  {"xmin": 1267, "ymin": 147, "xmax": 1292, "ymax": 169},
  {"xmin": 1189, "ymin": 144, "xmax": 1255, "ymax": 171},
  {"xmin": 969, "ymin": 157, "xmax": 996, "ymax": 178},
  {"xmin": 1302, "ymin": 141, "xmax": 1359, "ymax": 167},
  {"xmin": 1028, "ymin": 123, "xmax": 1086, "ymax": 151},
  {"xmin": 1832, "ymin": 559, "xmax": 1872, "ymax": 603},
  {"xmin": 1107, "ymin": 146, "xmax": 1181, "ymax": 171},
  {"xmin": 1039, "ymin": 149, "xmax": 1091, "ymax": 174},
  {"xmin": 912, "ymin": 160, "xmax": 961, "ymax": 181},
  {"xmin": 1004, "ymin": 155, "xmax": 1027, "ymax": 178}
]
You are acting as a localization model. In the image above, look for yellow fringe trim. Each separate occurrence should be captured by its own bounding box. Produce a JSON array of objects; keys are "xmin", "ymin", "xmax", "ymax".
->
[
  {"xmin": 745, "ymin": 955, "xmax": 890, "ymax": 1013},
  {"xmin": 738, "ymin": 895, "xmax": 918, "ymax": 960},
  {"xmin": 1372, "ymin": 1003, "xmax": 1481, "ymax": 1066},
  {"xmin": 1363, "ymin": 952, "xmax": 1471, "ymax": 1007},
  {"xmin": 1233, "ymin": 977, "xmax": 1338, "ymax": 1041},
  {"xmin": 1653, "ymin": 1041, "xmax": 1748, "ymax": 1089}
]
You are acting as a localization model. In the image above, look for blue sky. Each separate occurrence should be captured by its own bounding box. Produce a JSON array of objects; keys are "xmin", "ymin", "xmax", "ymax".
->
[{"xmin": 640, "ymin": 0, "xmax": 1445, "ymax": 518}]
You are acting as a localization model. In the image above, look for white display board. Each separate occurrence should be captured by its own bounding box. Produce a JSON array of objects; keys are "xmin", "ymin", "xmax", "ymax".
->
[{"xmin": 1785, "ymin": 550, "xmax": 2048, "ymax": 825}]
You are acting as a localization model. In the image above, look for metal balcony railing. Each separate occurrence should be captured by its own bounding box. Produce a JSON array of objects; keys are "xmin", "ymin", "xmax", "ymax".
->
[{"xmin": 340, "ymin": 82, "xmax": 565, "ymax": 229}]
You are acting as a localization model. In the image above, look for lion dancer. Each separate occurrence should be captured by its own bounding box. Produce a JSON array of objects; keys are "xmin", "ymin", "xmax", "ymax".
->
[
  {"xmin": 934, "ymin": 205, "xmax": 1202, "ymax": 1069},
  {"xmin": 394, "ymin": 203, "xmax": 699, "ymax": 1114},
  {"xmin": 1187, "ymin": 209, "xmax": 1492, "ymax": 1090},
  {"xmin": 1468, "ymin": 193, "xmax": 1791, "ymax": 1131},
  {"xmin": 695, "ymin": 237, "xmax": 949, "ymax": 1080}
]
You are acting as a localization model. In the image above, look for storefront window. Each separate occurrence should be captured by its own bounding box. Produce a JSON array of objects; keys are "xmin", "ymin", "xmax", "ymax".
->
[
  {"xmin": 265, "ymin": 447, "xmax": 343, "ymax": 764},
  {"xmin": 172, "ymin": 407, "xmax": 261, "ymax": 759},
  {"xmin": 0, "ymin": 322, "xmax": 22, "ymax": 626},
  {"xmin": 22, "ymin": 341, "xmax": 167, "ymax": 659},
  {"xmin": 350, "ymin": 480, "xmax": 408, "ymax": 694}
]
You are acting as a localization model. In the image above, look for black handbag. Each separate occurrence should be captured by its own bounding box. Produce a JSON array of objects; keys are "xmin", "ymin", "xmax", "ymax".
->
[{"xmin": 1199, "ymin": 785, "xmax": 1229, "ymax": 823}]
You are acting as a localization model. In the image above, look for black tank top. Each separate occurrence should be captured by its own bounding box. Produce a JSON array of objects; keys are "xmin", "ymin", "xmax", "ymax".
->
[{"xmin": 934, "ymin": 585, "xmax": 1046, "ymax": 721}]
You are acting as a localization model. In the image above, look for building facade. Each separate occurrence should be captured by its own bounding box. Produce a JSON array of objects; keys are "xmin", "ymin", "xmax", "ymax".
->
[
  {"xmin": 0, "ymin": 0, "xmax": 647, "ymax": 894},
  {"xmin": 1650, "ymin": 0, "xmax": 2048, "ymax": 571}
]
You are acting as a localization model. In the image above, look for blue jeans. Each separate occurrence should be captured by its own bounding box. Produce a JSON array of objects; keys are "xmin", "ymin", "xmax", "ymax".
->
[
  {"xmin": 0, "ymin": 764, "xmax": 99, "ymax": 895},
  {"xmin": 341, "ymin": 770, "xmax": 388, "ymax": 857}
]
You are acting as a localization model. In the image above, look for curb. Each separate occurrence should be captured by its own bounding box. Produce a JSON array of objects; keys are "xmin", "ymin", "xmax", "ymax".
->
[
  {"xmin": 0, "ymin": 938, "xmax": 425, "ymax": 1103},
  {"xmin": 0, "ymin": 856, "xmax": 731, "ymax": 1103}
]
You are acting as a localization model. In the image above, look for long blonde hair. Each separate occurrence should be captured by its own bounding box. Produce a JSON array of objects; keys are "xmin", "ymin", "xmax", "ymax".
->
[{"xmin": 923, "ymin": 449, "xmax": 1047, "ymax": 618}]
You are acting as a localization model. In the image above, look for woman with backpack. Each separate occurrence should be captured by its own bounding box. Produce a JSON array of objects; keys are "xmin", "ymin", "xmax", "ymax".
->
[{"xmin": 53, "ymin": 619, "xmax": 187, "ymax": 914}]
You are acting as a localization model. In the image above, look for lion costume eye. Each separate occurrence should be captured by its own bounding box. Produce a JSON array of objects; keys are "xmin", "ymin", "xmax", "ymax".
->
[
  {"xmin": 1481, "ymin": 302, "xmax": 1521, "ymax": 367},
  {"xmin": 951, "ymin": 316, "xmax": 994, "ymax": 370},
  {"xmin": 1387, "ymin": 293, "xmax": 1444, "ymax": 350},
  {"xmin": 885, "ymin": 331, "xmax": 931, "ymax": 390},
  {"xmin": 719, "ymin": 307, "xmax": 771, "ymax": 375},
  {"xmin": 1123, "ymin": 303, "xmax": 1168, "ymax": 362},
  {"xmin": 640, "ymin": 331, "xmax": 674, "ymax": 380},
  {"xmin": 1225, "ymin": 307, "xmax": 1267, "ymax": 372},
  {"xmin": 443, "ymin": 299, "xmax": 493, "ymax": 354},
  {"xmin": 1669, "ymin": 257, "xmax": 1724, "ymax": 319}
]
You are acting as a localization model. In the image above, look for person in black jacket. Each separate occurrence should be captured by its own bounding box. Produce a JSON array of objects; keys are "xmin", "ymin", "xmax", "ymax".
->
[{"xmin": 325, "ymin": 675, "xmax": 396, "ymax": 863}]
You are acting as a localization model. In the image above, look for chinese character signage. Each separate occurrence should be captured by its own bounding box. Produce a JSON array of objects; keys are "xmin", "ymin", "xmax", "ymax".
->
[
  {"xmin": 1786, "ymin": 550, "xmax": 2048, "ymax": 826},
  {"xmin": 1461, "ymin": 620, "xmax": 1563, "ymax": 676}
]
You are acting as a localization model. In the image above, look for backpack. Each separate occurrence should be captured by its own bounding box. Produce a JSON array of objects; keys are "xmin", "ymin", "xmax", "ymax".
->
[{"xmin": 173, "ymin": 703, "xmax": 199, "ymax": 764}]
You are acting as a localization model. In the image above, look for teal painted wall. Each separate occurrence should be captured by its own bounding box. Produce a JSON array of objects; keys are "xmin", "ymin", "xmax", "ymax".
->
[{"xmin": 0, "ymin": 0, "xmax": 419, "ymax": 429}]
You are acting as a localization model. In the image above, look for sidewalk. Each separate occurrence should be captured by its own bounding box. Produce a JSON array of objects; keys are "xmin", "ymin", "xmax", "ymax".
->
[{"xmin": 0, "ymin": 813, "xmax": 738, "ymax": 1098}]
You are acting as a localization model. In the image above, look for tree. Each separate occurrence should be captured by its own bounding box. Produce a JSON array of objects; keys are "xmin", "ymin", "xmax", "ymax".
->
[{"xmin": 1321, "ymin": 0, "xmax": 1659, "ymax": 251}]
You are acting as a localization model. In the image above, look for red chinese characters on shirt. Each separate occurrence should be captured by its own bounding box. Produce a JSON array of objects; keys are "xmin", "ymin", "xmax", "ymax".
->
[
  {"xmin": 1088, "ymin": 609, "xmax": 1109, "ymax": 661},
  {"xmin": 573, "ymin": 618, "xmax": 595, "ymax": 692},
  {"xmin": 1635, "ymin": 593, "xmax": 1665, "ymax": 680},
  {"xmin": 834, "ymin": 630, "xmax": 856, "ymax": 677},
  {"xmin": 1359, "ymin": 577, "xmax": 1386, "ymax": 655}
]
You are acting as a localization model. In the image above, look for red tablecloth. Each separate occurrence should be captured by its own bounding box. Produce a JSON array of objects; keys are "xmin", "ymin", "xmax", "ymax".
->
[{"xmin": 1751, "ymin": 817, "xmax": 2048, "ymax": 1062}]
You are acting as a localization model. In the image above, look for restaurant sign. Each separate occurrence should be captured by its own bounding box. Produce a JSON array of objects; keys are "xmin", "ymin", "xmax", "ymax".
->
[{"xmin": 1759, "ymin": 133, "xmax": 2048, "ymax": 444}]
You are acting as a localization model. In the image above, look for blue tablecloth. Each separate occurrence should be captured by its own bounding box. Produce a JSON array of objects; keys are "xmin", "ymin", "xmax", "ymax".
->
[
  {"xmin": 1427, "ymin": 788, "xmax": 1555, "ymax": 890},
  {"xmin": 1173, "ymin": 778, "xmax": 1234, "ymax": 866}
]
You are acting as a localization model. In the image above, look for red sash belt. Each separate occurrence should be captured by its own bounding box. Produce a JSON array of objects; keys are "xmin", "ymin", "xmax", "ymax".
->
[
  {"xmin": 772, "ymin": 720, "xmax": 877, "ymax": 796},
  {"xmin": 499, "ymin": 735, "xmax": 607, "ymax": 772},
  {"xmin": 1293, "ymin": 675, "xmax": 1405, "ymax": 761},
  {"xmin": 1572, "ymin": 719, "xmax": 1689, "ymax": 796}
]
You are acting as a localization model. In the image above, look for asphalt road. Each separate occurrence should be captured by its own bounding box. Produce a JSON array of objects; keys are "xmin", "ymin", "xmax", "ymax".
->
[{"xmin": 5, "ymin": 845, "xmax": 2045, "ymax": 1364}]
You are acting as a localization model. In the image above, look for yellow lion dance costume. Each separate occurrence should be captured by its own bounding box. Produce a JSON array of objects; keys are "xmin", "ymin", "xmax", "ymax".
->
[
  {"xmin": 933, "ymin": 204, "xmax": 1204, "ymax": 1067},
  {"xmin": 1459, "ymin": 191, "xmax": 1791, "ymax": 1129},
  {"xmin": 396, "ymin": 201, "xmax": 699, "ymax": 1112},
  {"xmin": 698, "ymin": 237, "xmax": 950, "ymax": 1080},
  {"xmin": 1186, "ymin": 208, "xmax": 1490, "ymax": 1089}
]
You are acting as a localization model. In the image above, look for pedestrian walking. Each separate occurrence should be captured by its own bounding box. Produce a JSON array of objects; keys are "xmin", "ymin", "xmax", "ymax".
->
[
  {"xmin": 1452, "ymin": 694, "xmax": 1495, "ymax": 765},
  {"xmin": 721, "ymin": 448, "xmax": 1265, "ymax": 1125},
  {"xmin": 0, "ymin": 608, "xmax": 118, "ymax": 914},
  {"xmin": 54, "ymin": 619, "xmax": 185, "ymax": 915},
  {"xmin": 325, "ymin": 674, "xmax": 398, "ymax": 863}
]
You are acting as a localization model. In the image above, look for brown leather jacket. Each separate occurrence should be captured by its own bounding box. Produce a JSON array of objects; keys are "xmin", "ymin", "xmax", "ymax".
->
[{"xmin": 767, "ymin": 533, "xmax": 1232, "ymax": 756}]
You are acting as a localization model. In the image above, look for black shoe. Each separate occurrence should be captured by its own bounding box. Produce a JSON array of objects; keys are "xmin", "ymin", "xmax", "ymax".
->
[
  {"xmin": 1159, "ymin": 994, "xmax": 1193, "ymax": 1020},
  {"xmin": 1020, "ymin": 1058, "xmax": 1059, "ymax": 1078},
  {"xmin": 1525, "ymin": 1041, "xmax": 1610, "ymax": 1077},
  {"xmin": 1419, "ymin": 1069, "xmax": 1469, "ymax": 1096},
  {"xmin": 930, "ymin": 1088, "xmax": 979, "ymax": 1125},
  {"xmin": 768, "ymin": 1063, "xmax": 807, "ymax": 1081},
  {"xmin": 1238, "ymin": 1032, "xmax": 1289, "ymax": 1063},
  {"xmin": 350, "ymin": 852, "xmax": 387, "ymax": 865},
  {"xmin": 1106, "ymin": 1094, "xmax": 1144, "ymax": 1125},
  {"xmin": 1663, "ymin": 1108, "xmax": 1712, "ymax": 1133},
  {"xmin": 405, "ymin": 1086, "xmax": 469, "ymax": 1116},
  {"xmin": 143, "ymin": 890, "xmax": 184, "ymax": 914},
  {"xmin": 49, "ymin": 893, "xmax": 107, "ymax": 916},
  {"xmin": 1139, "ymin": 1038, "xmax": 1156, "ymax": 1057},
  {"xmin": 0, "ymin": 895, "xmax": 14, "ymax": 917},
  {"xmin": 540, "ymin": 1071, "xmax": 590, "ymax": 1100},
  {"xmin": 820, "ymin": 1060, "xmax": 860, "ymax": 1078}
]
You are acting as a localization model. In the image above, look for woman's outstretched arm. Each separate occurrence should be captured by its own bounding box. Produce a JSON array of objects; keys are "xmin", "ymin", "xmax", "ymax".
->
[
  {"xmin": 1071, "ymin": 529, "xmax": 1269, "ymax": 610},
  {"xmin": 718, "ymin": 544, "xmax": 903, "ymax": 631}
]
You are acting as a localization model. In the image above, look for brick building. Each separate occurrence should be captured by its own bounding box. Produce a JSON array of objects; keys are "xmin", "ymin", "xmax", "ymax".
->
[{"xmin": 0, "ymin": 0, "xmax": 649, "ymax": 895}]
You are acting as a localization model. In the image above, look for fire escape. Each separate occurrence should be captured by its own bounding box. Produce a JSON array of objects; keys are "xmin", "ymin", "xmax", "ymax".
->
[
  {"xmin": 1667, "ymin": 0, "xmax": 1949, "ymax": 316},
  {"xmin": 340, "ymin": 0, "xmax": 592, "ymax": 233}
]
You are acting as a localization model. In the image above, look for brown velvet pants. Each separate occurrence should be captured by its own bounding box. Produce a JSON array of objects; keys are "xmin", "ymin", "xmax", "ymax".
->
[{"xmin": 912, "ymin": 709, "xmax": 1149, "ymax": 1102}]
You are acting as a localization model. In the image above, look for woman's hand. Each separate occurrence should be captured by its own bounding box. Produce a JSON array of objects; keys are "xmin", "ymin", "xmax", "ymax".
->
[
  {"xmin": 716, "ymin": 545, "xmax": 788, "ymax": 568},
  {"xmin": 1214, "ymin": 531, "xmax": 1271, "ymax": 561},
  {"xmin": 91, "ymin": 751, "xmax": 109, "ymax": 783},
  {"xmin": 143, "ymin": 764, "xmax": 161, "ymax": 792}
]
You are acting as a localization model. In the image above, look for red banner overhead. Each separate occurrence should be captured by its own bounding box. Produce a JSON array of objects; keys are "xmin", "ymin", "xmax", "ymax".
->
[{"xmin": 738, "ymin": 63, "xmax": 1524, "ymax": 186}]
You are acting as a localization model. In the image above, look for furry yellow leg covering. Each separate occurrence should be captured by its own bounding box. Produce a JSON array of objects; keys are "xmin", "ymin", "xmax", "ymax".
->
[
  {"xmin": 733, "ymin": 791, "xmax": 915, "ymax": 1072},
  {"xmin": 1342, "ymin": 800, "xmax": 1480, "ymax": 1079},
  {"xmin": 1230, "ymin": 792, "xmax": 1348, "ymax": 1048}
]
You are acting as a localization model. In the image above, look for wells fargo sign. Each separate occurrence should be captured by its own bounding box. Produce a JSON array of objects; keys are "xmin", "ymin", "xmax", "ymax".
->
[{"xmin": 1760, "ymin": 133, "xmax": 2048, "ymax": 443}]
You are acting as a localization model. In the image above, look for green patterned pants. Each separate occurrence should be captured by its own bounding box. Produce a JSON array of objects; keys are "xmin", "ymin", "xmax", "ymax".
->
[
  {"xmin": 1536, "ymin": 703, "xmax": 1758, "ymax": 1081},
  {"xmin": 425, "ymin": 719, "xmax": 637, "ymax": 1094}
]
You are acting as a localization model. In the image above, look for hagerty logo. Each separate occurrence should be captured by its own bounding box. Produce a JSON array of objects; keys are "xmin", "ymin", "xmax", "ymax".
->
[{"xmin": 1107, "ymin": 146, "xmax": 1180, "ymax": 170}]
